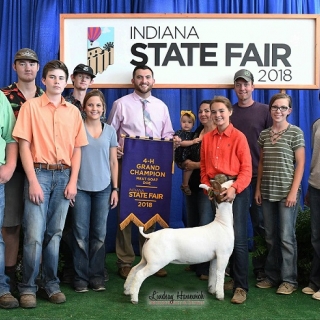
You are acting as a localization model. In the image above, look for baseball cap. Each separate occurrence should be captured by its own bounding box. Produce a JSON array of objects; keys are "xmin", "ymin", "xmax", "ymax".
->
[
  {"xmin": 73, "ymin": 64, "xmax": 96, "ymax": 78},
  {"xmin": 234, "ymin": 69, "xmax": 254, "ymax": 83},
  {"xmin": 14, "ymin": 48, "xmax": 39, "ymax": 63}
]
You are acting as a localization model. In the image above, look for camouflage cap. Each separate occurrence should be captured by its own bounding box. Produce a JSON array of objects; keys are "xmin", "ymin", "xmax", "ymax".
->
[{"xmin": 14, "ymin": 48, "xmax": 39, "ymax": 63}]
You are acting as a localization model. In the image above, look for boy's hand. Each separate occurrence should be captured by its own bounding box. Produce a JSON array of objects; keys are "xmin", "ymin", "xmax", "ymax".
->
[{"xmin": 28, "ymin": 180, "xmax": 44, "ymax": 205}]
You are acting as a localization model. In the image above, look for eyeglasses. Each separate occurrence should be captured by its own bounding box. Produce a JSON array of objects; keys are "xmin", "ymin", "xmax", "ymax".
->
[{"xmin": 270, "ymin": 106, "xmax": 290, "ymax": 112}]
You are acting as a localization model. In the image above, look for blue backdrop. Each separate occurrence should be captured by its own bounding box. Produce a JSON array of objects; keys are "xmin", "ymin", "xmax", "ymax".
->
[{"xmin": 0, "ymin": 1, "xmax": 319, "ymax": 252}]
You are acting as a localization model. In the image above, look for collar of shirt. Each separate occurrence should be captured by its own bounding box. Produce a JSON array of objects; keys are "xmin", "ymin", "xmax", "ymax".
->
[
  {"xmin": 6, "ymin": 82, "xmax": 44, "ymax": 98},
  {"xmin": 40, "ymin": 93, "xmax": 68, "ymax": 108},
  {"xmin": 132, "ymin": 90, "xmax": 152, "ymax": 103},
  {"xmin": 212, "ymin": 123, "xmax": 234, "ymax": 137}
]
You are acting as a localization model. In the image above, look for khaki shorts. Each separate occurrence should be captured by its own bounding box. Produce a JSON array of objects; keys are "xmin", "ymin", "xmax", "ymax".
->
[{"xmin": 3, "ymin": 171, "xmax": 24, "ymax": 227}]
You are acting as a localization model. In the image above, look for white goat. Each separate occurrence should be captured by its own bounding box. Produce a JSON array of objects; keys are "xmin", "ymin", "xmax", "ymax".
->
[{"xmin": 124, "ymin": 180, "xmax": 235, "ymax": 304}]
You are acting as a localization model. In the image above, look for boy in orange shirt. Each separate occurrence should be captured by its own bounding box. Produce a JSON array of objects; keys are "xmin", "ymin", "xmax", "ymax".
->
[{"xmin": 12, "ymin": 60, "xmax": 88, "ymax": 308}]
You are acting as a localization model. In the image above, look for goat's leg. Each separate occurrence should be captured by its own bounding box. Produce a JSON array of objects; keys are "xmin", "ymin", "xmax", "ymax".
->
[
  {"xmin": 208, "ymin": 259, "xmax": 217, "ymax": 295},
  {"xmin": 130, "ymin": 263, "xmax": 165, "ymax": 304},
  {"xmin": 124, "ymin": 259, "xmax": 146, "ymax": 295},
  {"xmin": 215, "ymin": 254, "xmax": 229, "ymax": 300}
]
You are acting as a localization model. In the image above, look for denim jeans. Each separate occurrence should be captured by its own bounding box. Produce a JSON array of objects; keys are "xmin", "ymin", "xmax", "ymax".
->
[
  {"xmin": 0, "ymin": 183, "xmax": 10, "ymax": 296},
  {"xmin": 308, "ymin": 185, "xmax": 320, "ymax": 290},
  {"xmin": 72, "ymin": 186, "xmax": 111, "ymax": 288},
  {"xmin": 262, "ymin": 191, "xmax": 300, "ymax": 287},
  {"xmin": 18, "ymin": 168, "xmax": 70, "ymax": 297},
  {"xmin": 249, "ymin": 177, "xmax": 266, "ymax": 274},
  {"xmin": 230, "ymin": 186, "xmax": 250, "ymax": 292},
  {"xmin": 185, "ymin": 189, "xmax": 214, "ymax": 228}
]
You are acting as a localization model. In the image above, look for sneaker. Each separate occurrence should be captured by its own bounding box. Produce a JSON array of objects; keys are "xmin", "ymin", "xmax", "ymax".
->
[
  {"xmin": 231, "ymin": 288, "xmax": 247, "ymax": 304},
  {"xmin": 48, "ymin": 292, "xmax": 66, "ymax": 304},
  {"xmin": 20, "ymin": 294, "xmax": 37, "ymax": 308},
  {"xmin": 91, "ymin": 284, "xmax": 106, "ymax": 292},
  {"xmin": 75, "ymin": 286, "xmax": 89, "ymax": 293},
  {"xmin": 118, "ymin": 266, "xmax": 132, "ymax": 279},
  {"xmin": 0, "ymin": 293, "xmax": 19, "ymax": 309},
  {"xmin": 312, "ymin": 290, "xmax": 320, "ymax": 300},
  {"xmin": 256, "ymin": 270, "xmax": 266, "ymax": 281},
  {"xmin": 154, "ymin": 268, "xmax": 167, "ymax": 277},
  {"xmin": 302, "ymin": 286, "xmax": 316, "ymax": 295},
  {"xmin": 224, "ymin": 279, "xmax": 234, "ymax": 290},
  {"xmin": 256, "ymin": 278, "xmax": 275, "ymax": 289},
  {"xmin": 276, "ymin": 282, "xmax": 297, "ymax": 295},
  {"xmin": 199, "ymin": 274, "xmax": 209, "ymax": 281}
]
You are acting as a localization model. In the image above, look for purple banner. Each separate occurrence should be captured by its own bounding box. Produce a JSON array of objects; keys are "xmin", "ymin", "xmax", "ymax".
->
[{"xmin": 119, "ymin": 137, "xmax": 173, "ymax": 230}]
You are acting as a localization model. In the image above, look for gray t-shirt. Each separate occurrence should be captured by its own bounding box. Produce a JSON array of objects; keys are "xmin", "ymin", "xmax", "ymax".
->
[
  {"xmin": 308, "ymin": 118, "xmax": 320, "ymax": 189},
  {"xmin": 77, "ymin": 123, "xmax": 118, "ymax": 191},
  {"xmin": 258, "ymin": 124, "xmax": 305, "ymax": 201}
]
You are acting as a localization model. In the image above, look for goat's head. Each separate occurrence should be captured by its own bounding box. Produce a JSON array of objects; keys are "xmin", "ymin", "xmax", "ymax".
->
[{"xmin": 209, "ymin": 179, "xmax": 235, "ymax": 206}]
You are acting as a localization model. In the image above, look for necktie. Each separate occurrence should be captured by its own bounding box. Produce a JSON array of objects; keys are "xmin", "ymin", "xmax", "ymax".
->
[{"xmin": 142, "ymin": 99, "xmax": 153, "ymax": 137}]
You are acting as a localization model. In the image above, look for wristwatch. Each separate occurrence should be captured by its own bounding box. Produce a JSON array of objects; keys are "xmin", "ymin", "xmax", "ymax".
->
[{"xmin": 112, "ymin": 187, "xmax": 120, "ymax": 192}]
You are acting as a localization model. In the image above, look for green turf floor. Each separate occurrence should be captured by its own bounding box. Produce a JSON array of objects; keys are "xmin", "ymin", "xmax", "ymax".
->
[{"xmin": 1, "ymin": 253, "xmax": 320, "ymax": 320}]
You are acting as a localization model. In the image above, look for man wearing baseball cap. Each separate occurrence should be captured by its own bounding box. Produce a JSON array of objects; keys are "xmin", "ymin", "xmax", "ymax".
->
[
  {"xmin": 233, "ymin": 69, "xmax": 254, "ymax": 83},
  {"xmin": 1, "ymin": 48, "xmax": 43, "ymax": 295},
  {"xmin": 13, "ymin": 48, "xmax": 39, "ymax": 63},
  {"xmin": 224, "ymin": 69, "xmax": 272, "ymax": 304},
  {"xmin": 64, "ymin": 64, "xmax": 95, "ymax": 111}
]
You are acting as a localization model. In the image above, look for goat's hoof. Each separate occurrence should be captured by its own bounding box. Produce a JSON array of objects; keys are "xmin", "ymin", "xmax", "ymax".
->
[
  {"xmin": 216, "ymin": 295, "xmax": 224, "ymax": 301},
  {"xmin": 131, "ymin": 300, "xmax": 138, "ymax": 304},
  {"xmin": 208, "ymin": 286, "xmax": 215, "ymax": 295},
  {"xmin": 124, "ymin": 290, "xmax": 130, "ymax": 296},
  {"xmin": 208, "ymin": 288, "xmax": 216, "ymax": 295}
]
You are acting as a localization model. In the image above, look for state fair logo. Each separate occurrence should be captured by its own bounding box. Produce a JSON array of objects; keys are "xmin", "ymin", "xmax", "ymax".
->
[{"xmin": 87, "ymin": 27, "xmax": 114, "ymax": 76}]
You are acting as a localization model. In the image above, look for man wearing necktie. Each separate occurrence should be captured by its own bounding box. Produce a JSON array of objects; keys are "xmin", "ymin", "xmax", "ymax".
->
[
  {"xmin": 107, "ymin": 65, "xmax": 176, "ymax": 279},
  {"xmin": 141, "ymin": 99, "xmax": 153, "ymax": 137}
]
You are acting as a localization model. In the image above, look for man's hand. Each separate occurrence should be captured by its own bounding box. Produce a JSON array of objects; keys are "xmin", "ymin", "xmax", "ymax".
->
[{"xmin": 117, "ymin": 146, "xmax": 124, "ymax": 159}]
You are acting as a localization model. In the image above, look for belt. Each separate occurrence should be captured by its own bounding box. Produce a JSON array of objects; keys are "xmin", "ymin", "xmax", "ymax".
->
[
  {"xmin": 34, "ymin": 163, "xmax": 70, "ymax": 170},
  {"xmin": 211, "ymin": 174, "xmax": 237, "ymax": 184}
]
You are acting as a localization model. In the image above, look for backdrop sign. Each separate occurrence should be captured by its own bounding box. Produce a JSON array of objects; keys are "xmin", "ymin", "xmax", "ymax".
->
[
  {"xmin": 60, "ymin": 13, "xmax": 319, "ymax": 89},
  {"xmin": 119, "ymin": 137, "xmax": 173, "ymax": 230}
]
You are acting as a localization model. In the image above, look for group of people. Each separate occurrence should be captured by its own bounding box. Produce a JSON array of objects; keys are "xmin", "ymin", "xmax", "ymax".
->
[
  {"xmin": 0, "ymin": 47, "xmax": 318, "ymax": 310},
  {"xmin": 0, "ymin": 49, "xmax": 120, "ymax": 309},
  {"xmin": 0, "ymin": 48, "xmax": 178, "ymax": 309},
  {"xmin": 175, "ymin": 69, "xmax": 318, "ymax": 304}
]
